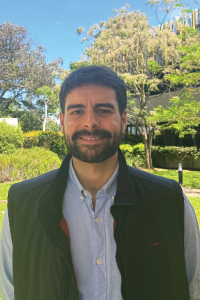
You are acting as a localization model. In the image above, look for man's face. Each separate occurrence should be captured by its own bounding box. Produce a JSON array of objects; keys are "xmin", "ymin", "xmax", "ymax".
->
[{"xmin": 60, "ymin": 84, "xmax": 127, "ymax": 163}]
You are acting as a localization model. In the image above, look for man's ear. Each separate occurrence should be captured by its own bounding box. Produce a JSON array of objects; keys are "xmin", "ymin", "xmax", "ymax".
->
[
  {"xmin": 60, "ymin": 111, "xmax": 64, "ymax": 134},
  {"xmin": 122, "ymin": 109, "xmax": 127, "ymax": 133}
]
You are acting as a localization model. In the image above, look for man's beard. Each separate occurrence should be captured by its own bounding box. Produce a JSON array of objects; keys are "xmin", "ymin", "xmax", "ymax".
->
[{"xmin": 63, "ymin": 122, "xmax": 124, "ymax": 163}]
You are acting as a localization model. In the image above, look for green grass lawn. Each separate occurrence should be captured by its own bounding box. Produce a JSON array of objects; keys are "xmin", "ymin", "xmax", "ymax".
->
[
  {"xmin": 143, "ymin": 168, "xmax": 200, "ymax": 189},
  {"xmin": 0, "ymin": 181, "xmax": 19, "ymax": 201}
]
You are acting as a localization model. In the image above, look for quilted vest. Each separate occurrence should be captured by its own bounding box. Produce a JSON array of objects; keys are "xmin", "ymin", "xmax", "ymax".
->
[{"xmin": 8, "ymin": 148, "xmax": 190, "ymax": 300}]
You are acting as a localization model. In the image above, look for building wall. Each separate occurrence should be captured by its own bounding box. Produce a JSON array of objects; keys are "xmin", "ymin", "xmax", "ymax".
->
[{"xmin": 0, "ymin": 118, "xmax": 18, "ymax": 127}]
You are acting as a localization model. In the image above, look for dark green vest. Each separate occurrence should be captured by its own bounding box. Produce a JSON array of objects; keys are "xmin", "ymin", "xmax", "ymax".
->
[{"xmin": 8, "ymin": 148, "xmax": 190, "ymax": 300}]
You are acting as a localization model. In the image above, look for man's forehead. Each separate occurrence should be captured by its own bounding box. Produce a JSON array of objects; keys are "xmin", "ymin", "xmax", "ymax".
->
[{"xmin": 66, "ymin": 85, "xmax": 118, "ymax": 105}]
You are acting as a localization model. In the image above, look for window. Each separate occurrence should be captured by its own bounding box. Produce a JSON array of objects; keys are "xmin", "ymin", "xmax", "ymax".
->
[{"xmin": 131, "ymin": 127, "xmax": 136, "ymax": 135}]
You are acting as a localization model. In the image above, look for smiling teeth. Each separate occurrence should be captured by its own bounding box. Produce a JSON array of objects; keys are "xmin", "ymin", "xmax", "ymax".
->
[{"xmin": 82, "ymin": 137, "xmax": 101, "ymax": 140}]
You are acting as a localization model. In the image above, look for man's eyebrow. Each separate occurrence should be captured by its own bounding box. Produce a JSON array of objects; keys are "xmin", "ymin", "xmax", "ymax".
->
[{"xmin": 66, "ymin": 103, "xmax": 115, "ymax": 111}]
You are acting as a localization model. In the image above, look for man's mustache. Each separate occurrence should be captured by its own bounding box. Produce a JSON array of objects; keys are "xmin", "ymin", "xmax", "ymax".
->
[{"xmin": 72, "ymin": 130, "xmax": 112, "ymax": 141}]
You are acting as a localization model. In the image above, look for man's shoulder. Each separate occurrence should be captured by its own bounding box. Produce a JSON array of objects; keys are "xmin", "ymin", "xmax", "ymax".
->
[
  {"xmin": 127, "ymin": 165, "xmax": 181, "ymax": 195},
  {"xmin": 8, "ymin": 169, "xmax": 59, "ymax": 202}
]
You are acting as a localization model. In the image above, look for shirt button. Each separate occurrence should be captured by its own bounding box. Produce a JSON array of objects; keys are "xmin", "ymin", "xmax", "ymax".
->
[
  {"xmin": 95, "ymin": 218, "xmax": 100, "ymax": 223},
  {"xmin": 80, "ymin": 196, "xmax": 84, "ymax": 200},
  {"xmin": 84, "ymin": 192, "xmax": 88, "ymax": 196},
  {"xmin": 112, "ymin": 196, "xmax": 114, "ymax": 200},
  {"xmin": 97, "ymin": 259, "xmax": 102, "ymax": 265}
]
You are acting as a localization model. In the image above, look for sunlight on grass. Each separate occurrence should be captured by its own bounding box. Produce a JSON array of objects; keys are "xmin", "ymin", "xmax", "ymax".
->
[
  {"xmin": 143, "ymin": 168, "xmax": 200, "ymax": 189},
  {"xmin": 0, "ymin": 181, "xmax": 19, "ymax": 201}
]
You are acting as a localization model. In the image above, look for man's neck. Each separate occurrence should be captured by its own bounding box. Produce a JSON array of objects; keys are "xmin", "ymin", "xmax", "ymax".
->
[{"xmin": 72, "ymin": 151, "xmax": 118, "ymax": 197}]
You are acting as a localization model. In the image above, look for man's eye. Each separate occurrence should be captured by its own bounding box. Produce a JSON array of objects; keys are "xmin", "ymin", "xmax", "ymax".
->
[
  {"xmin": 71, "ymin": 110, "xmax": 110, "ymax": 115},
  {"xmin": 71, "ymin": 110, "xmax": 83, "ymax": 114},
  {"xmin": 97, "ymin": 109, "xmax": 111, "ymax": 113}
]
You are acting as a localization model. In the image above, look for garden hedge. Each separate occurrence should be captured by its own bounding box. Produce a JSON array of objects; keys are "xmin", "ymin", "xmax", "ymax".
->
[
  {"xmin": 24, "ymin": 130, "xmax": 68, "ymax": 159},
  {"xmin": 0, "ymin": 120, "xmax": 24, "ymax": 154},
  {"xmin": 0, "ymin": 147, "xmax": 61, "ymax": 182}
]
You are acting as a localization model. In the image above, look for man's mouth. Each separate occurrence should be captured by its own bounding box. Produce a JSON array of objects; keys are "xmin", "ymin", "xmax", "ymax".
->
[{"xmin": 79, "ymin": 136, "xmax": 104, "ymax": 140}]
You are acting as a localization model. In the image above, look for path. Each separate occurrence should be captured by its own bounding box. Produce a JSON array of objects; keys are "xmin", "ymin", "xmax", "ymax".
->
[{"xmin": 182, "ymin": 187, "xmax": 200, "ymax": 198}]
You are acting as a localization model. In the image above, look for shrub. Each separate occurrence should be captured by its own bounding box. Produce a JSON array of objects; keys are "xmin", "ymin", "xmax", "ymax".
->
[
  {"xmin": 23, "ymin": 130, "xmax": 40, "ymax": 148},
  {"xmin": 132, "ymin": 143, "xmax": 145, "ymax": 158},
  {"xmin": 0, "ymin": 147, "xmax": 61, "ymax": 182},
  {"xmin": 151, "ymin": 146, "xmax": 200, "ymax": 162},
  {"xmin": 120, "ymin": 143, "xmax": 145, "ymax": 168},
  {"xmin": 0, "ymin": 120, "xmax": 24, "ymax": 154},
  {"xmin": 24, "ymin": 130, "xmax": 68, "ymax": 159}
]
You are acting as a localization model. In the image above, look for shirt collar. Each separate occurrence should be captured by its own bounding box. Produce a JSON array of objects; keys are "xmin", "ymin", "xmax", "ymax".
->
[{"xmin": 68, "ymin": 157, "xmax": 119, "ymax": 203}]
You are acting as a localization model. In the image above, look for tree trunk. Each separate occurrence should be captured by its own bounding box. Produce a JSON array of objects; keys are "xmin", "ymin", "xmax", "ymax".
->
[
  {"xmin": 141, "ymin": 126, "xmax": 153, "ymax": 169},
  {"xmin": 148, "ymin": 130, "xmax": 153, "ymax": 169},
  {"xmin": 43, "ymin": 101, "xmax": 48, "ymax": 131},
  {"xmin": 143, "ymin": 138, "xmax": 151, "ymax": 169}
]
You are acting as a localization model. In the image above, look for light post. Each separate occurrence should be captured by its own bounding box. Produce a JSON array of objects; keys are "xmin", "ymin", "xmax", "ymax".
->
[{"xmin": 178, "ymin": 161, "xmax": 183, "ymax": 185}]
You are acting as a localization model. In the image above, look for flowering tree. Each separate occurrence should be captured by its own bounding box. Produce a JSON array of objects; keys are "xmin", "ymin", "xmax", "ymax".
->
[{"xmin": 76, "ymin": 4, "xmax": 183, "ymax": 168}]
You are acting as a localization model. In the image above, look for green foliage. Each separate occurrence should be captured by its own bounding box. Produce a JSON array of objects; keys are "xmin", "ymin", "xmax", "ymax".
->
[
  {"xmin": 23, "ymin": 130, "xmax": 68, "ymax": 159},
  {"xmin": 121, "ymin": 142, "xmax": 200, "ymax": 166},
  {"xmin": 151, "ymin": 146, "xmax": 200, "ymax": 162},
  {"xmin": 69, "ymin": 60, "xmax": 91, "ymax": 70},
  {"xmin": 13, "ymin": 111, "xmax": 43, "ymax": 132},
  {"xmin": 132, "ymin": 143, "xmax": 145, "ymax": 157},
  {"xmin": 0, "ymin": 147, "xmax": 61, "ymax": 182},
  {"xmin": 0, "ymin": 120, "xmax": 24, "ymax": 154},
  {"xmin": 36, "ymin": 85, "xmax": 60, "ymax": 116},
  {"xmin": 147, "ymin": 60, "xmax": 162, "ymax": 73},
  {"xmin": 150, "ymin": 93, "xmax": 200, "ymax": 137},
  {"xmin": 120, "ymin": 143, "xmax": 146, "ymax": 168},
  {"xmin": 45, "ymin": 120, "xmax": 60, "ymax": 132}
]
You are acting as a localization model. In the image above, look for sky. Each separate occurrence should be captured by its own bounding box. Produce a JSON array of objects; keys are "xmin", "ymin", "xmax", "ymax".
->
[{"xmin": 1, "ymin": 0, "xmax": 183, "ymax": 71}]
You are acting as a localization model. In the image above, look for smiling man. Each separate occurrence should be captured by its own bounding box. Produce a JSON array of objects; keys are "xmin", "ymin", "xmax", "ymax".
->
[
  {"xmin": 60, "ymin": 84, "xmax": 126, "ymax": 208},
  {"xmin": 0, "ymin": 65, "xmax": 200, "ymax": 300}
]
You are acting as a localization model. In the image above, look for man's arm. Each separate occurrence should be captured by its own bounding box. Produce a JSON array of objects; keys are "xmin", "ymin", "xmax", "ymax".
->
[
  {"xmin": 183, "ymin": 193, "xmax": 200, "ymax": 300},
  {"xmin": 0, "ymin": 208, "xmax": 14, "ymax": 300}
]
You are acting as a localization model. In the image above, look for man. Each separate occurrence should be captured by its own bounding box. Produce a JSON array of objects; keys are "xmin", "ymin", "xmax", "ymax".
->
[{"xmin": 0, "ymin": 65, "xmax": 200, "ymax": 300}]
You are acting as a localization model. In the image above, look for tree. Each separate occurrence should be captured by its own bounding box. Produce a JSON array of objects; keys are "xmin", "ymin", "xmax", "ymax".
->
[
  {"xmin": 12, "ymin": 110, "xmax": 43, "ymax": 132},
  {"xmin": 0, "ymin": 22, "xmax": 63, "ymax": 116},
  {"xmin": 149, "ymin": 26, "xmax": 200, "ymax": 137},
  {"xmin": 35, "ymin": 85, "xmax": 60, "ymax": 131},
  {"xmin": 45, "ymin": 120, "xmax": 60, "ymax": 132},
  {"xmin": 76, "ymin": 4, "xmax": 184, "ymax": 168}
]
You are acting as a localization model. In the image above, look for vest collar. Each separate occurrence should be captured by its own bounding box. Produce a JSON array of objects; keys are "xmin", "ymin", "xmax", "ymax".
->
[{"xmin": 36, "ymin": 147, "xmax": 137, "ymax": 224}]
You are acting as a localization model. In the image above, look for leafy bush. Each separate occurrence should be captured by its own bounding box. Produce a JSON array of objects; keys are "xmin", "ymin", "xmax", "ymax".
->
[
  {"xmin": 121, "ymin": 143, "xmax": 200, "ymax": 166},
  {"xmin": 0, "ymin": 120, "xmax": 24, "ymax": 154},
  {"xmin": 132, "ymin": 143, "xmax": 145, "ymax": 158},
  {"xmin": 24, "ymin": 130, "xmax": 68, "ymax": 159},
  {"xmin": 0, "ymin": 147, "xmax": 61, "ymax": 182},
  {"xmin": 120, "ymin": 143, "xmax": 145, "ymax": 168},
  {"xmin": 151, "ymin": 146, "xmax": 200, "ymax": 162}
]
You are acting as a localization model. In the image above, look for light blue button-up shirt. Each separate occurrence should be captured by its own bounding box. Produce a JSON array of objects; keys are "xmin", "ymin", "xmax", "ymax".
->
[{"xmin": 0, "ymin": 157, "xmax": 200, "ymax": 299}]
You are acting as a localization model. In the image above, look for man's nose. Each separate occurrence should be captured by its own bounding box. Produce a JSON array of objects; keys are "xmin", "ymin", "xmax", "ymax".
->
[{"xmin": 83, "ymin": 110, "xmax": 100, "ymax": 130}]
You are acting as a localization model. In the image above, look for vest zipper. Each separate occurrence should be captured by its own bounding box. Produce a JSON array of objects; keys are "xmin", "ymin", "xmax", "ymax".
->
[{"xmin": 110, "ymin": 205, "xmax": 126, "ymax": 300}]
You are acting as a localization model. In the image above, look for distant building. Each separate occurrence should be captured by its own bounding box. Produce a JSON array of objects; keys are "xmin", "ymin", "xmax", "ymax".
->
[{"xmin": 0, "ymin": 118, "xmax": 18, "ymax": 127}]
